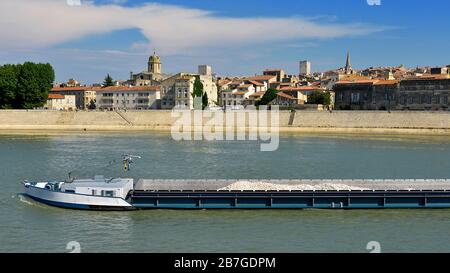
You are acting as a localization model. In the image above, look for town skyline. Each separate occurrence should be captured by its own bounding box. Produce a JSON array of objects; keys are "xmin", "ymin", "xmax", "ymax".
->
[{"xmin": 1, "ymin": 0, "xmax": 450, "ymax": 84}]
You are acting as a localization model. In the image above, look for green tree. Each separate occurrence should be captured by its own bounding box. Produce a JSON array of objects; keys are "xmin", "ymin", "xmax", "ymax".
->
[
  {"xmin": 0, "ymin": 62, "xmax": 54, "ymax": 109},
  {"xmin": 192, "ymin": 77, "xmax": 208, "ymax": 109},
  {"xmin": 256, "ymin": 88, "xmax": 278, "ymax": 106},
  {"xmin": 308, "ymin": 91, "xmax": 331, "ymax": 106},
  {"xmin": 103, "ymin": 74, "xmax": 114, "ymax": 87},
  {"xmin": 202, "ymin": 92, "xmax": 208, "ymax": 109},
  {"xmin": 0, "ymin": 64, "xmax": 20, "ymax": 109},
  {"xmin": 15, "ymin": 62, "xmax": 55, "ymax": 109}
]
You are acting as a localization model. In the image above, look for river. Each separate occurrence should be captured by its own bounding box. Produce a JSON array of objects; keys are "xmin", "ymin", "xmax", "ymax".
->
[{"xmin": 1, "ymin": 132, "xmax": 450, "ymax": 252}]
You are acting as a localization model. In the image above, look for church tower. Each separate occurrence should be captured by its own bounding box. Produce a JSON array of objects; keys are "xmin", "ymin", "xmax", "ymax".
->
[
  {"xmin": 148, "ymin": 52, "xmax": 162, "ymax": 74},
  {"xmin": 345, "ymin": 50, "xmax": 353, "ymax": 75}
]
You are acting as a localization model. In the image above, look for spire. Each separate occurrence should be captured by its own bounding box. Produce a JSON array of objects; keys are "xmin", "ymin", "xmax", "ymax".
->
[
  {"xmin": 345, "ymin": 50, "xmax": 352, "ymax": 74},
  {"xmin": 345, "ymin": 51, "xmax": 351, "ymax": 70}
]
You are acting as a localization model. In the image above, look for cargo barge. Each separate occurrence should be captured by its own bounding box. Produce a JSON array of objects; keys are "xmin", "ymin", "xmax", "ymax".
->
[
  {"xmin": 22, "ymin": 156, "xmax": 450, "ymax": 210},
  {"xmin": 23, "ymin": 179, "xmax": 450, "ymax": 210}
]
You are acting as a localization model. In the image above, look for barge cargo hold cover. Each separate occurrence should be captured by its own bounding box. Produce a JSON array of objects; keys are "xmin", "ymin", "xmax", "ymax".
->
[{"xmin": 131, "ymin": 179, "xmax": 450, "ymax": 209}]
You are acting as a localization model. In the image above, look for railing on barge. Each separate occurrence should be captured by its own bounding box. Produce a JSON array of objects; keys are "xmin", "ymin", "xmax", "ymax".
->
[{"xmin": 131, "ymin": 189, "xmax": 450, "ymax": 209}]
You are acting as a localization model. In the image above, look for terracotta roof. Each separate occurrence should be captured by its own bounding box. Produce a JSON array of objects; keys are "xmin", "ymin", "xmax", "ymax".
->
[
  {"xmin": 230, "ymin": 80, "xmax": 244, "ymax": 85},
  {"xmin": 403, "ymin": 75, "xmax": 450, "ymax": 81},
  {"xmin": 247, "ymin": 80, "xmax": 265, "ymax": 86},
  {"xmin": 234, "ymin": 91, "xmax": 247, "ymax": 95},
  {"xmin": 238, "ymin": 84, "xmax": 252, "ymax": 89},
  {"xmin": 336, "ymin": 79, "xmax": 400, "ymax": 85},
  {"xmin": 246, "ymin": 75, "xmax": 277, "ymax": 81},
  {"xmin": 97, "ymin": 86, "xmax": 160, "ymax": 92},
  {"xmin": 218, "ymin": 79, "xmax": 232, "ymax": 86},
  {"xmin": 48, "ymin": 94, "xmax": 65, "ymax": 99},
  {"xmin": 373, "ymin": 80, "xmax": 400, "ymax": 85},
  {"xmin": 335, "ymin": 80, "xmax": 378, "ymax": 85},
  {"xmin": 279, "ymin": 86, "xmax": 322, "ymax": 91},
  {"xmin": 249, "ymin": 91, "xmax": 266, "ymax": 98},
  {"xmin": 51, "ymin": 86, "xmax": 97, "ymax": 92},
  {"xmin": 276, "ymin": 92, "xmax": 295, "ymax": 100}
]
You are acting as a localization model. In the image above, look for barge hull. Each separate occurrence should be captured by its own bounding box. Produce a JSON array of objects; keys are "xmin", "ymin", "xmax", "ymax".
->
[{"xmin": 131, "ymin": 190, "xmax": 450, "ymax": 209}]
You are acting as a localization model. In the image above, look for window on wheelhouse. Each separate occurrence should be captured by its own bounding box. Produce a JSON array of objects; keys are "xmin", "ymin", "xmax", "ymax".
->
[{"xmin": 101, "ymin": 190, "xmax": 115, "ymax": 197}]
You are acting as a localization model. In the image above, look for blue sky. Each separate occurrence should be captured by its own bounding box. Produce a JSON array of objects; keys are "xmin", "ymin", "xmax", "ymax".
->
[{"xmin": 1, "ymin": 0, "xmax": 449, "ymax": 84}]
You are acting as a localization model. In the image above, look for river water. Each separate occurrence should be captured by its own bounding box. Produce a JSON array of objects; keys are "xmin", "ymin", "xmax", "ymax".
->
[{"xmin": 1, "ymin": 132, "xmax": 450, "ymax": 252}]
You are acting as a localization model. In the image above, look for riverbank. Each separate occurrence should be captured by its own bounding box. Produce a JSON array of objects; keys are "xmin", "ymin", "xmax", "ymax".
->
[{"xmin": 1, "ymin": 110, "xmax": 450, "ymax": 135}]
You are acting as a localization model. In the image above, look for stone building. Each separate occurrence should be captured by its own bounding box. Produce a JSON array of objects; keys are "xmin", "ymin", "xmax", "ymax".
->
[
  {"xmin": 263, "ymin": 69, "xmax": 285, "ymax": 82},
  {"xmin": 299, "ymin": 60, "xmax": 311, "ymax": 76},
  {"xmin": 50, "ymin": 86, "xmax": 97, "ymax": 110},
  {"xmin": 95, "ymin": 86, "xmax": 161, "ymax": 110},
  {"xmin": 130, "ymin": 52, "xmax": 171, "ymax": 86},
  {"xmin": 397, "ymin": 76, "xmax": 450, "ymax": 110},
  {"xmin": 44, "ymin": 94, "xmax": 76, "ymax": 110},
  {"xmin": 160, "ymin": 65, "xmax": 218, "ymax": 109},
  {"xmin": 333, "ymin": 80, "xmax": 399, "ymax": 110},
  {"xmin": 272, "ymin": 92, "xmax": 297, "ymax": 106}
]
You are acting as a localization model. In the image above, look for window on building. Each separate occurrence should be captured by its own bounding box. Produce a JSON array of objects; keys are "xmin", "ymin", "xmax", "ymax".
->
[{"xmin": 351, "ymin": 93, "xmax": 360, "ymax": 103}]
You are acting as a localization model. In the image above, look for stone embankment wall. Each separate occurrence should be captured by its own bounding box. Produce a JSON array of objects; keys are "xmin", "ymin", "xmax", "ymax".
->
[{"xmin": 1, "ymin": 110, "xmax": 450, "ymax": 134}]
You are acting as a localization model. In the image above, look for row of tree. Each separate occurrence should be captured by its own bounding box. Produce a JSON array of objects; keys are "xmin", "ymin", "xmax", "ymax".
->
[
  {"xmin": 0, "ymin": 62, "xmax": 55, "ymax": 109},
  {"xmin": 256, "ymin": 89, "xmax": 332, "ymax": 107}
]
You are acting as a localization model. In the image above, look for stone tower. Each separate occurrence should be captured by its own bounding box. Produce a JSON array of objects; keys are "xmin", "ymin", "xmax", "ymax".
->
[
  {"xmin": 345, "ymin": 51, "xmax": 353, "ymax": 75},
  {"xmin": 148, "ymin": 52, "xmax": 162, "ymax": 74}
]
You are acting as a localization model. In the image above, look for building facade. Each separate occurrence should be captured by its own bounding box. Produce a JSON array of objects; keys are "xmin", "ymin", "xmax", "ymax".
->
[
  {"xmin": 96, "ymin": 86, "xmax": 161, "ymax": 110},
  {"xmin": 45, "ymin": 94, "xmax": 76, "ymax": 110},
  {"xmin": 397, "ymin": 77, "xmax": 450, "ymax": 110},
  {"xmin": 50, "ymin": 87, "xmax": 97, "ymax": 110},
  {"xmin": 333, "ymin": 80, "xmax": 399, "ymax": 110},
  {"xmin": 263, "ymin": 69, "xmax": 285, "ymax": 82}
]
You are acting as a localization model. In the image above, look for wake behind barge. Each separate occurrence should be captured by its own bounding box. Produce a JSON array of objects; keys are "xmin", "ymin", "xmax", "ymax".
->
[{"xmin": 23, "ymin": 177, "xmax": 450, "ymax": 210}]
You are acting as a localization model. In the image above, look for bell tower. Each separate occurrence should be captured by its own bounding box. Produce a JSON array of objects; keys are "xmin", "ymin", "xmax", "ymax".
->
[{"xmin": 148, "ymin": 52, "xmax": 162, "ymax": 74}]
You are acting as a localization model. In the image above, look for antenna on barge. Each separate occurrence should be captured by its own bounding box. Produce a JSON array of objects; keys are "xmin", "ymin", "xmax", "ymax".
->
[{"xmin": 122, "ymin": 154, "xmax": 141, "ymax": 172}]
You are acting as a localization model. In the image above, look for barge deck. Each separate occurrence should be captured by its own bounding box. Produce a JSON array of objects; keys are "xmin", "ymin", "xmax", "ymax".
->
[{"xmin": 131, "ymin": 179, "xmax": 450, "ymax": 209}]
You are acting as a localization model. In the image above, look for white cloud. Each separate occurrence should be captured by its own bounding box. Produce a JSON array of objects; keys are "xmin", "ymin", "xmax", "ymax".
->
[{"xmin": 0, "ymin": 0, "xmax": 384, "ymax": 54}]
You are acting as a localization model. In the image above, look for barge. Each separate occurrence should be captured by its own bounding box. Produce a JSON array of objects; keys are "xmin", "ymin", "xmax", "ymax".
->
[
  {"xmin": 23, "ymin": 179, "xmax": 450, "ymax": 210},
  {"xmin": 22, "ymin": 156, "xmax": 450, "ymax": 210}
]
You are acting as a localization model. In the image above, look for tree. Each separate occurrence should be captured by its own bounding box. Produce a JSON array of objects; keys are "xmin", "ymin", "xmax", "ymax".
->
[
  {"xmin": 308, "ymin": 91, "xmax": 331, "ymax": 106},
  {"xmin": 103, "ymin": 74, "xmax": 114, "ymax": 87},
  {"xmin": 88, "ymin": 99, "xmax": 96, "ymax": 110},
  {"xmin": 192, "ymin": 77, "xmax": 208, "ymax": 109},
  {"xmin": 0, "ymin": 64, "xmax": 19, "ymax": 109},
  {"xmin": 15, "ymin": 62, "xmax": 55, "ymax": 109},
  {"xmin": 256, "ymin": 88, "xmax": 278, "ymax": 106},
  {"xmin": 0, "ymin": 62, "xmax": 55, "ymax": 109},
  {"xmin": 202, "ymin": 92, "xmax": 208, "ymax": 109}
]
